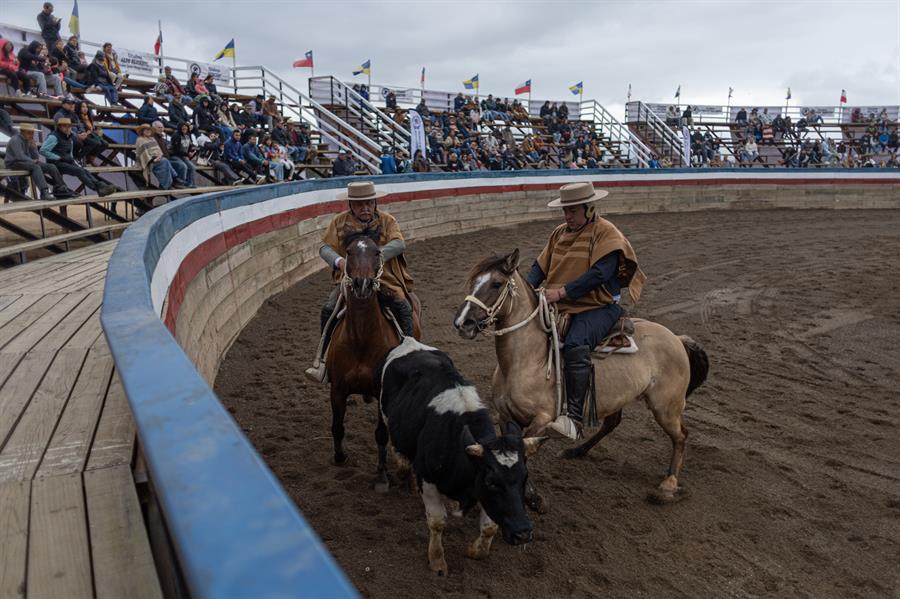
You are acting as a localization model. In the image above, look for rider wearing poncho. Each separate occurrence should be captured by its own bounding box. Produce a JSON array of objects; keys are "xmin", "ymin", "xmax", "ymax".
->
[
  {"xmin": 526, "ymin": 182, "xmax": 645, "ymax": 440},
  {"xmin": 305, "ymin": 181, "xmax": 414, "ymax": 383}
]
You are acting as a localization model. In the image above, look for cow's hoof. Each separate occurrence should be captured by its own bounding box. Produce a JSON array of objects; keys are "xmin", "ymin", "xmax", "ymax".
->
[
  {"xmin": 465, "ymin": 545, "xmax": 490, "ymax": 560},
  {"xmin": 429, "ymin": 558, "xmax": 448, "ymax": 576},
  {"xmin": 525, "ymin": 492, "xmax": 549, "ymax": 514}
]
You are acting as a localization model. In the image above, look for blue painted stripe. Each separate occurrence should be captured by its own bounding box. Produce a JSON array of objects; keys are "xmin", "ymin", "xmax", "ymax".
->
[{"xmin": 100, "ymin": 168, "xmax": 899, "ymax": 597}]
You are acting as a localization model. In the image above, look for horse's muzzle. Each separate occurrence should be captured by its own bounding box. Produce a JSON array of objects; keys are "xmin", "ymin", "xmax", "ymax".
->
[
  {"xmin": 454, "ymin": 316, "xmax": 479, "ymax": 340},
  {"xmin": 351, "ymin": 277, "xmax": 375, "ymax": 299}
]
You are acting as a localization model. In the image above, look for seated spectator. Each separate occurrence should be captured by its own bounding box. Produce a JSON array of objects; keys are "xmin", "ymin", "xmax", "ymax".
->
[
  {"xmin": 385, "ymin": 90, "xmax": 397, "ymax": 110},
  {"xmin": 415, "ymin": 100, "xmax": 430, "ymax": 118},
  {"xmin": 380, "ymin": 147, "xmax": 397, "ymax": 175},
  {"xmin": 0, "ymin": 107, "xmax": 13, "ymax": 136},
  {"xmin": 152, "ymin": 76, "xmax": 173, "ymax": 103},
  {"xmin": 86, "ymin": 51, "xmax": 118, "ymax": 104},
  {"xmin": 735, "ymin": 107, "xmax": 747, "ymax": 126},
  {"xmin": 241, "ymin": 130, "xmax": 272, "ymax": 182},
  {"xmin": 138, "ymin": 96, "xmax": 171, "ymax": 127},
  {"xmin": 287, "ymin": 121, "xmax": 316, "ymax": 164},
  {"xmin": 262, "ymin": 96, "xmax": 280, "ymax": 130},
  {"xmin": 40, "ymin": 117, "xmax": 115, "ymax": 196},
  {"xmin": 135, "ymin": 123, "xmax": 180, "ymax": 189},
  {"xmin": 203, "ymin": 74, "xmax": 224, "ymax": 105},
  {"xmin": 666, "ymin": 105, "xmax": 679, "ymax": 127},
  {"xmin": 170, "ymin": 121, "xmax": 198, "ymax": 172},
  {"xmin": 558, "ymin": 103, "xmax": 569, "ymax": 121},
  {"xmin": 681, "ymin": 105, "xmax": 693, "ymax": 127},
  {"xmin": 193, "ymin": 97, "xmax": 227, "ymax": 137},
  {"xmin": 511, "ymin": 100, "xmax": 529, "ymax": 121},
  {"xmin": 0, "ymin": 38, "xmax": 27, "ymax": 95},
  {"xmin": 18, "ymin": 40, "xmax": 62, "ymax": 97},
  {"xmin": 247, "ymin": 95, "xmax": 266, "ymax": 127},
  {"xmin": 101, "ymin": 42, "xmax": 126, "ymax": 89},
  {"xmin": 57, "ymin": 60, "xmax": 84, "ymax": 92},
  {"xmin": 168, "ymin": 93, "xmax": 189, "ymax": 126},
  {"xmin": 148, "ymin": 120, "xmax": 192, "ymax": 187},
  {"xmin": 37, "ymin": 2, "xmax": 62, "ymax": 49},
  {"xmin": 75, "ymin": 100, "xmax": 108, "ymax": 165},
  {"xmin": 453, "ymin": 92, "xmax": 465, "ymax": 112},
  {"xmin": 266, "ymin": 134, "xmax": 297, "ymax": 180},
  {"xmin": 5, "ymin": 122, "xmax": 71, "ymax": 199},
  {"xmin": 412, "ymin": 149, "xmax": 430, "ymax": 172},
  {"xmin": 740, "ymin": 138, "xmax": 759, "ymax": 165},
  {"xmin": 185, "ymin": 72, "xmax": 207, "ymax": 99},
  {"xmin": 332, "ymin": 150, "xmax": 356, "ymax": 177},
  {"xmin": 198, "ymin": 130, "xmax": 244, "ymax": 185},
  {"xmin": 63, "ymin": 35, "xmax": 85, "ymax": 75},
  {"xmin": 445, "ymin": 152, "xmax": 462, "ymax": 171},
  {"xmin": 163, "ymin": 66, "xmax": 186, "ymax": 98},
  {"xmin": 648, "ymin": 154, "xmax": 661, "ymax": 168},
  {"xmin": 224, "ymin": 129, "xmax": 264, "ymax": 183}
]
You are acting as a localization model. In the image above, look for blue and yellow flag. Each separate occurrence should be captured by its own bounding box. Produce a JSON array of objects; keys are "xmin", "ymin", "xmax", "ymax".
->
[
  {"xmin": 68, "ymin": 0, "xmax": 80, "ymax": 37},
  {"xmin": 214, "ymin": 39, "xmax": 235, "ymax": 61},
  {"xmin": 353, "ymin": 60, "xmax": 371, "ymax": 76},
  {"xmin": 569, "ymin": 81, "xmax": 583, "ymax": 95},
  {"xmin": 463, "ymin": 74, "xmax": 479, "ymax": 90}
]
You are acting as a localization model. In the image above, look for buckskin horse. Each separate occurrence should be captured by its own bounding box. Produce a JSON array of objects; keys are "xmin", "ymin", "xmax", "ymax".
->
[
  {"xmin": 325, "ymin": 230, "xmax": 422, "ymax": 471},
  {"xmin": 453, "ymin": 249, "xmax": 709, "ymax": 504}
]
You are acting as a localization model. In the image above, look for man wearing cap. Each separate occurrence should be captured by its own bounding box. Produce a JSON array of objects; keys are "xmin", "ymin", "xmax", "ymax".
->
[
  {"xmin": 5, "ymin": 123, "xmax": 70, "ymax": 200},
  {"xmin": 40, "ymin": 117, "xmax": 116, "ymax": 197},
  {"xmin": 332, "ymin": 150, "xmax": 356, "ymax": 177},
  {"xmin": 527, "ymin": 182, "xmax": 646, "ymax": 440},
  {"xmin": 305, "ymin": 181, "xmax": 414, "ymax": 382}
]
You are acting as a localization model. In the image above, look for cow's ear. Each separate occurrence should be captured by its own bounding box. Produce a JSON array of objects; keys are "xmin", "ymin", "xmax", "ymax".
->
[
  {"xmin": 503, "ymin": 248, "xmax": 520, "ymax": 274},
  {"xmin": 465, "ymin": 443, "xmax": 484, "ymax": 458},
  {"xmin": 523, "ymin": 436, "xmax": 549, "ymax": 457}
]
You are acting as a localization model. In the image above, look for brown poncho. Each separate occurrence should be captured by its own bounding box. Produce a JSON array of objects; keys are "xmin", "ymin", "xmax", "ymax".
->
[
  {"xmin": 536, "ymin": 217, "xmax": 645, "ymax": 315},
  {"xmin": 322, "ymin": 209, "xmax": 414, "ymax": 298}
]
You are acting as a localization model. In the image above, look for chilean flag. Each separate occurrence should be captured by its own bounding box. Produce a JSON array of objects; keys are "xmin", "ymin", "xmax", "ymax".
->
[
  {"xmin": 840, "ymin": 89, "xmax": 847, "ymax": 104},
  {"xmin": 515, "ymin": 79, "xmax": 531, "ymax": 95},
  {"xmin": 293, "ymin": 50, "xmax": 314, "ymax": 68},
  {"xmin": 154, "ymin": 32, "xmax": 162, "ymax": 56}
]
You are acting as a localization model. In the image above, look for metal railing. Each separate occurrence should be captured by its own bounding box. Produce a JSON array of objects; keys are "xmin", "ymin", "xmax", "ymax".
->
[
  {"xmin": 625, "ymin": 101, "xmax": 688, "ymax": 166},
  {"xmin": 580, "ymin": 100, "xmax": 652, "ymax": 167}
]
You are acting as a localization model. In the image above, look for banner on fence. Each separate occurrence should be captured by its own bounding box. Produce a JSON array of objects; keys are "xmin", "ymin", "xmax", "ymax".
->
[
  {"xmin": 118, "ymin": 49, "xmax": 157, "ymax": 78},
  {"xmin": 188, "ymin": 61, "xmax": 230, "ymax": 86},
  {"xmin": 408, "ymin": 109, "xmax": 426, "ymax": 159}
]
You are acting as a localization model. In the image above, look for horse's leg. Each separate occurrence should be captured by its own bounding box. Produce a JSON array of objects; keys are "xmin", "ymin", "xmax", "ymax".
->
[
  {"xmin": 521, "ymin": 412, "xmax": 553, "ymax": 514},
  {"xmin": 330, "ymin": 386, "xmax": 349, "ymax": 465},
  {"xmin": 422, "ymin": 482, "xmax": 449, "ymax": 576},
  {"xmin": 560, "ymin": 409, "xmax": 623, "ymax": 459},
  {"xmin": 374, "ymin": 410, "xmax": 389, "ymax": 492},
  {"xmin": 465, "ymin": 506, "xmax": 499, "ymax": 560},
  {"xmin": 647, "ymin": 396, "xmax": 689, "ymax": 504}
]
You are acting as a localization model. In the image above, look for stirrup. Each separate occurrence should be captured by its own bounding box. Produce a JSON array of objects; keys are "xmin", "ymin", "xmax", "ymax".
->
[
  {"xmin": 304, "ymin": 361, "xmax": 328, "ymax": 384},
  {"xmin": 546, "ymin": 415, "xmax": 582, "ymax": 441}
]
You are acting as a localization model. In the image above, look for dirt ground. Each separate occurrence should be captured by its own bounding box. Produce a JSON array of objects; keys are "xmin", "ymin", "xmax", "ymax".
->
[{"xmin": 215, "ymin": 208, "xmax": 900, "ymax": 598}]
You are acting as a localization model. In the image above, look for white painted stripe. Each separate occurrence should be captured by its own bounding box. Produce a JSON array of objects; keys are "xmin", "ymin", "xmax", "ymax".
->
[{"xmin": 428, "ymin": 385, "xmax": 483, "ymax": 415}]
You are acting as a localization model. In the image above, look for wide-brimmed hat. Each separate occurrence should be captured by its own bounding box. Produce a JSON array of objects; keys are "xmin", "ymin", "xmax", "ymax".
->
[
  {"xmin": 546, "ymin": 181, "xmax": 609, "ymax": 208},
  {"xmin": 56, "ymin": 117, "xmax": 72, "ymax": 126},
  {"xmin": 17, "ymin": 123, "xmax": 38, "ymax": 133},
  {"xmin": 336, "ymin": 181, "xmax": 386, "ymax": 201},
  {"xmin": 136, "ymin": 123, "xmax": 152, "ymax": 133}
]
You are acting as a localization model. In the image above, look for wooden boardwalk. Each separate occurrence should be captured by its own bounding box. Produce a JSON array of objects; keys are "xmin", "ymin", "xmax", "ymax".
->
[{"xmin": 0, "ymin": 243, "xmax": 162, "ymax": 599}]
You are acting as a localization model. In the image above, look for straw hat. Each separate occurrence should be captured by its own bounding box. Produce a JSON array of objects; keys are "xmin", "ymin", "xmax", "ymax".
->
[
  {"xmin": 546, "ymin": 181, "xmax": 609, "ymax": 208},
  {"xmin": 56, "ymin": 117, "xmax": 72, "ymax": 126},
  {"xmin": 17, "ymin": 123, "xmax": 38, "ymax": 134},
  {"xmin": 136, "ymin": 123, "xmax": 152, "ymax": 134},
  {"xmin": 336, "ymin": 181, "xmax": 386, "ymax": 201}
]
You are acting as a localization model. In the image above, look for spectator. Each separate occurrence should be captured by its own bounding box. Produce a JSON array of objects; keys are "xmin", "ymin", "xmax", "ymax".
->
[
  {"xmin": 18, "ymin": 40, "xmax": 61, "ymax": 97},
  {"xmin": 258, "ymin": 133, "xmax": 286, "ymax": 181},
  {"xmin": 735, "ymin": 107, "xmax": 747, "ymax": 126},
  {"xmin": 380, "ymin": 147, "xmax": 397, "ymax": 175},
  {"xmin": 241, "ymin": 130, "xmax": 272, "ymax": 182},
  {"xmin": 681, "ymin": 105, "xmax": 693, "ymax": 127},
  {"xmin": 135, "ymin": 123, "xmax": 180, "ymax": 189},
  {"xmin": 246, "ymin": 95, "xmax": 266, "ymax": 127},
  {"xmin": 193, "ymin": 97, "xmax": 224, "ymax": 136},
  {"xmin": 741, "ymin": 138, "xmax": 759, "ymax": 165},
  {"xmin": 168, "ymin": 93, "xmax": 189, "ymax": 126},
  {"xmin": 150, "ymin": 120, "xmax": 193, "ymax": 187},
  {"xmin": 203, "ymin": 74, "xmax": 223, "ymax": 105},
  {"xmin": 86, "ymin": 51, "xmax": 118, "ymax": 104},
  {"xmin": 152, "ymin": 76, "xmax": 173, "ymax": 103},
  {"xmin": 63, "ymin": 35, "xmax": 85, "ymax": 75},
  {"xmin": 648, "ymin": 154, "xmax": 661, "ymax": 168},
  {"xmin": 0, "ymin": 38, "xmax": 26, "ymax": 95},
  {"xmin": 286, "ymin": 122, "xmax": 315, "ymax": 163},
  {"xmin": 412, "ymin": 149, "xmax": 430, "ymax": 172},
  {"xmin": 138, "ymin": 96, "xmax": 170, "ymax": 127},
  {"xmin": 558, "ymin": 102, "xmax": 569, "ymax": 121},
  {"xmin": 5, "ymin": 123, "xmax": 71, "ymax": 200},
  {"xmin": 358, "ymin": 84, "xmax": 369, "ymax": 101},
  {"xmin": 57, "ymin": 59, "xmax": 84, "ymax": 92},
  {"xmin": 163, "ymin": 66, "xmax": 186, "ymax": 98},
  {"xmin": 445, "ymin": 152, "xmax": 462, "ymax": 171},
  {"xmin": 40, "ymin": 117, "xmax": 116, "ymax": 196},
  {"xmin": 0, "ymin": 107, "xmax": 13, "ymax": 136},
  {"xmin": 262, "ymin": 96, "xmax": 280, "ymax": 130},
  {"xmin": 37, "ymin": 44, "xmax": 64, "ymax": 96},
  {"xmin": 170, "ymin": 122, "xmax": 198, "ymax": 174},
  {"xmin": 224, "ymin": 129, "xmax": 264, "ymax": 183},
  {"xmin": 74, "ymin": 100, "xmax": 108, "ymax": 165},
  {"xmin": 385, "ymin": 90, "xmax": 397, "ymax": 110},
  {"xmin": 37, "ymin": 2, "xmax": 61, "ymax": 49},
  {"xmin": 101, "ymin": 42, "xmax": 126, "ymax": 89},
  {"xmin": 415, "ymin": 99, "xmax": 430, "ymax": 119},
  {"xmin": 666, "ymin": 105, "xmax": 679, "ymax": 127},
  {"xmin": 454, "ymin": 92, "xmax": 465, "ymax": 112},
  {"xmin": 198, "ymin": 130, "xmax": 244, "ymax": 185},
  {"xmin": 332, "ymin": 150, "xmax": 356, "ymax": 177},
  {"xmin": 49, "ymin": 38, "xmax": 66, "ymax": 64}
]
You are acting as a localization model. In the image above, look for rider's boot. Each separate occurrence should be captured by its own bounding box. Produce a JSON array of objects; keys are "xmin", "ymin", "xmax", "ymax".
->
[
  {"xmin": 547, "ymin": 345, "xmax": 591, "ymax": 441},
  {"xmin": 304, "ymin": 307, "xmax": 335, "ymax": 384},
  {"xmin": 393, "ymin": 298, "xmax": 414, "ymax": 337}
]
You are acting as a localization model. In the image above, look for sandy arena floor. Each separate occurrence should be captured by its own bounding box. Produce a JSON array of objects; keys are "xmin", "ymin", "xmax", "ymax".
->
[{"xmin": 215, "ymin": 208, "xmax": 900, "ymax": 598}]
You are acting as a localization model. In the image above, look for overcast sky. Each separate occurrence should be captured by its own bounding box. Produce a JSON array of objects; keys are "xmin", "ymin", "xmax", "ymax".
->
[{"xmin": 3, "ymin": 0, "xmax": 899, "ymax": 113}]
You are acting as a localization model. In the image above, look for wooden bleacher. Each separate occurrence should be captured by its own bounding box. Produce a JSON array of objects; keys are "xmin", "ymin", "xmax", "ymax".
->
[{"xmin": 0, "ymin": 242, "xmax": 163, "ymax": 599}]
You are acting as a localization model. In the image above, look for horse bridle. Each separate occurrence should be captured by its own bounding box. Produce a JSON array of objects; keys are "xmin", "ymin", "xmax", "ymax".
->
[
  {"xmin": 341, "ymin": 253, "xmax": 384, "ymax": 295},
  {"xmin": 463, "ymin": 276, "xmax": 518, "ymax": 332}
]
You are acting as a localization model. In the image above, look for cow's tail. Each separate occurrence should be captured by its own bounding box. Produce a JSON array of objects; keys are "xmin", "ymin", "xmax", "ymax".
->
[{"xmin": 679, "ymin": 335, "xmax": 709, "ymax": 397}]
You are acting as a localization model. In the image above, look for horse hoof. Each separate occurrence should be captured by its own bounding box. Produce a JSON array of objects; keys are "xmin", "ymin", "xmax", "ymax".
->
[
  {"xmin": 646, "ymin": 485, "xmax": 690, "ymax": 505},
  {"xmin": 465, "ymin": 545, "xmax": 489, "ymax": 561},
  {"xmin": 429, "ymin": 558, "xmax": 448, "ymax": 576},
  {"xmin": 332, "ymin": 453, "xmax": 350, "ymax": 466}
]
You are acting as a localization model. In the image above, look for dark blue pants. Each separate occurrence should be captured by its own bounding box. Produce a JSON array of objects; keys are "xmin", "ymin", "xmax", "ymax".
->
[{"xmin": 564, "ymin": 304, "xmax": 622, "ymax": 350}]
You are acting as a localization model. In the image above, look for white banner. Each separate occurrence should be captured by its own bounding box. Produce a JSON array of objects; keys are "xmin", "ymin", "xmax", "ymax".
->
[
  {"xmin": 381, "ymin": 87, "xmax": 416, "ymax": 103},
  {"xmin": 682, "ymin": 126, "xmax": 691, "ymax": 166},
  {"xmin": 408, "ymin": 109, "xmax": 426, "ymax": 160},
  {"xmin": 118, "ymin": 49, "xmax": 157, "ymax": 78},
  {"xmin": 187, "ymin": 61, "xmax": 230, "ymax": 86}
]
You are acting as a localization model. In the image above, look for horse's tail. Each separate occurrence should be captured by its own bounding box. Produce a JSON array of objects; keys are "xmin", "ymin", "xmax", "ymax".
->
[{"xmin": 679, "ymin": 335, "xmax": 709, "ymax": 397}]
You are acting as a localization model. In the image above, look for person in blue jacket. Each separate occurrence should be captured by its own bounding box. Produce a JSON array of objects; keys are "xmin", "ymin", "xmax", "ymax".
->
[
  {"xmin": 241, "ymin": 131, "xmax": 272, "ymax": 183},
  {"xmin": 380, "ymin": 147, "xmax": 397, "ymax": 175},
  {"xmin": 224, "ymin": 129, "xmax": 263, "ymax": 183}
]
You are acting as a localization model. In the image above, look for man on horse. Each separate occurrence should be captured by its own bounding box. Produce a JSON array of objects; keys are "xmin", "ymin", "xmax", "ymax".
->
[
  {"xmin": 305, "ymin": 181, "xmax": 415, "ymax": 383},
  {"xmin": 527, "ymin": 182, "xmax": 646, "ymax": 440}
]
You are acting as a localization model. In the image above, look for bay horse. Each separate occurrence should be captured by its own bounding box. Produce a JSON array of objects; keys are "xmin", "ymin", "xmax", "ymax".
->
[
  {"xmin": 453, "ymin": 249, "xmax": 709, "ymax": 503},
  {"xmin": 325, "ymin": 229, "xmax": 421, "ymax": 475}
]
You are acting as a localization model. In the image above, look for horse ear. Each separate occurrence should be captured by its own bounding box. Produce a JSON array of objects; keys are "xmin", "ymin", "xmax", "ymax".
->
[
  {"xmin": 503, "ymin": 248, "xmax": 520, "ymax": 274},
  {"xmin": 523, "ymin": 436, "xmax": 549, "ymax": 457}
]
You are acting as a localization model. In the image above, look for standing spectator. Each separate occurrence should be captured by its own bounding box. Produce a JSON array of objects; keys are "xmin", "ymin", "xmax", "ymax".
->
[
  {"xmin": 135, "ymin": 123, "xmax": 179, "ymax": 190},
  {"xmin": 37, "ymin": 3, "xmax": 62, "ymax": 49},
  {"xmin": 151, "ymin": 120, "xmax": 194, "ymax": 187},
  {"xmin": 384, "ymin": 90, "xmax": 397, "ymax": 110},
  {"xmin": 241, "ymin": 130, "xmax": 272, "ymax": 182},
  {"xmin": 101, "ymin": 42, "xmax": 126, "ymax": 89},
  {"xmin": 681, "ymin": 105, "xmax": 693, "ymax": 127},
  {"xmin": 5, "ymin": 123, "xmax": 70, "ymax": 200},
  {"xmin": 0, "ymin": 38, "xmax": 26, "ymax": 95},
  {"xmin": 332, "ymin": 150, "xmax": 356, "ymax": 177},
  {"xmin": 380, "ymin": 147, "xmax": 397, "ymax": 174},
  {"xmin": 40, "ymin": 117, "xmax": 116, "ymax": 196},
  {"xmin": 199, "ymin": 130, "xmax": 244, "ymax": 185},
  {"xmin": 86, "ymin": 50, "xmax": 118, "ymax": 104},
  {"xmin": 224, "ymin": 129, "xmax": 264, "ymax": 183}
]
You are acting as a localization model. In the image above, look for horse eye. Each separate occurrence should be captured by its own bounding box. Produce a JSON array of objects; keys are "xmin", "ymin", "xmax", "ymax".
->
[{"xmin": 491, "ymin": 281, "xmax": 502, "ymax": 289}]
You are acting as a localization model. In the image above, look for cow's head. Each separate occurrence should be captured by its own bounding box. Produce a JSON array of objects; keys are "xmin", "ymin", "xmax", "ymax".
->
[{"xmin": 462, "ymin": 420, "xmax": 546, "ymax": 545}]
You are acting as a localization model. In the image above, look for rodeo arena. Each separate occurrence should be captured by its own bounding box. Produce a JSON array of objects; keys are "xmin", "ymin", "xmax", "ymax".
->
[{"xmin": 0, "ymin": 1, "xmax": 899, "ymax": 597}]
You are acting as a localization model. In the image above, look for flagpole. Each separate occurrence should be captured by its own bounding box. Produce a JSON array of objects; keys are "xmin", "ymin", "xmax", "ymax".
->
[
  {"xmin": 232, "ymin": 46, "xmax": 237, "ymax": 95},
  {"xmin": 157, "ymin": 20, "xmax": 163, "ymax": 73}
]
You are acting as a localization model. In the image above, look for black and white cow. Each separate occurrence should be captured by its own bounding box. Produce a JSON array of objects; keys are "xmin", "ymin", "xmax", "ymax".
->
[{"xmin": 378, "ymin": 336, "xmax": 546, "ymax": 575}]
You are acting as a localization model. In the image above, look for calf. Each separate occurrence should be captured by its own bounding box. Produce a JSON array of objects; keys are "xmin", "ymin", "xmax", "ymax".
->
[{"xmin": 378, "ymin": 337, "xmax": 545, "ymax": 575}]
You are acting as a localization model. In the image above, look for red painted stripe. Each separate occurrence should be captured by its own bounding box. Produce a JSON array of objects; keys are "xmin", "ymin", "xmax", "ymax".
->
[{"xmin": 162, "ymin": 176, "xmax": 899, "ymax": 330}]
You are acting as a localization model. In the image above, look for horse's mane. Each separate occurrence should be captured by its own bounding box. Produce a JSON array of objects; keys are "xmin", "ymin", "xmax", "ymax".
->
[{"xmin": 466, "ymin": 254, "xmax": 516, "ymax": 289}]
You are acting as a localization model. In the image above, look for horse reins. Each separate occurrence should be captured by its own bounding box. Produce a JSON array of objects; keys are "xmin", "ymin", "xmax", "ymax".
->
[{"xmin": 340, "ymin": 254, "xmax": 384, "ymax": 295}]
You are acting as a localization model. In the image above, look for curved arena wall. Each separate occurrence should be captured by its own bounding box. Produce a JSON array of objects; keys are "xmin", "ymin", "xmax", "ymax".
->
[{"xmin": 100, "ymin": 169, "xmax": 900, "ymax": 597}]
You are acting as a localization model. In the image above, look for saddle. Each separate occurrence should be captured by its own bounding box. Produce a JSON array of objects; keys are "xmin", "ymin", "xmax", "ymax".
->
[{"xmin": 556, "ymin": 313, "xmax": 638, "ymax": 357}]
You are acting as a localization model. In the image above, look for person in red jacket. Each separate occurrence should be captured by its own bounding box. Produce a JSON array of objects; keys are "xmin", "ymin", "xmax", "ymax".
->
[{"xmin": 0, "ymin": 38, "xmax": 26, "ymax": 95}]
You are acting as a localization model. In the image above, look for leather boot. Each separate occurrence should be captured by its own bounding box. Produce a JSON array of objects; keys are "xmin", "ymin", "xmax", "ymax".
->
[
  {"xmin": 547, "ymin": 345, "xmax": 592, "ymax": 440},
  {"xmin": 304, "ymin": 306, "xmax": 336, "ymax": 384}
]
